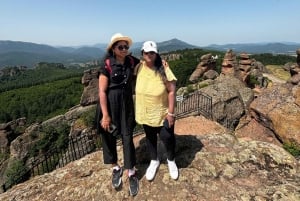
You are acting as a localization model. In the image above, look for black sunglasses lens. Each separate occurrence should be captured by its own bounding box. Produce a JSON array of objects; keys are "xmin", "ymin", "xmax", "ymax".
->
[{"xmin": 118, "ymin": 45, "xmax": 129, "ymax": 51}]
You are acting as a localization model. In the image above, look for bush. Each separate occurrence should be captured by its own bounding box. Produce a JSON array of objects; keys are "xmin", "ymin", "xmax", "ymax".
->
[
  {"xmin": 283, "ymin": 142, "xmax": 300, "ymax": 158},
  {"xmin": 80, "ymin": 106, "xmax": 97, "ymax": 128},
  {"xmin": 186, "ymin": 85, "xmax": 195, "ymax": 94},
  {"xmin": 4, "ymin": 159, "xmax": 29, "ymax": 188},
  {"xmin": 0, "ymin": 152, "xmax": 9, "ymax": 161},
  {"xmin": 29, "ymin": 123, "xmax": 70, "ymax": 157},
  {"xmin": 248, "ymin": 75, "xmax": 260, "ymax": 87},
  {"xmin": 198, "ymin": 82, "xmax": 209, "ymax": 89}
]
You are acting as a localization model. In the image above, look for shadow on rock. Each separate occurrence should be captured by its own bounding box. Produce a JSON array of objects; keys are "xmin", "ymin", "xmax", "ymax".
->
[{"xmin": 135, "ymin": 134, "xmax": 203, "ymax": 178}]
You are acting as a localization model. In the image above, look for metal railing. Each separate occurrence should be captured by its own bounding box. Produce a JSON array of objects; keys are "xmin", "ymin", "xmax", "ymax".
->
[
  {"xmin": 2, "ymin": 134, "xmax": 101, "ymax": 192},
  {"xmin": 175, "ymin": 91, "xmax": 212, "ymax": 119},
  {"xmin": 2, "ymin": 91, "xmax": 213, "ymax": 192}
]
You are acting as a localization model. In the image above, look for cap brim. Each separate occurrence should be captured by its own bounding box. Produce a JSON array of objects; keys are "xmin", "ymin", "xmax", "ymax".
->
[{"xmin": 143, "ymin": 47, "xmax": 158, "ymax": 53}]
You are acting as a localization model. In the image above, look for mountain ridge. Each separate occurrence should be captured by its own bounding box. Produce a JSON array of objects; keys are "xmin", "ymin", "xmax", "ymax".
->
[{"xmin": 1, "ymin": 39, "xmax": 300, "ymax": 68}]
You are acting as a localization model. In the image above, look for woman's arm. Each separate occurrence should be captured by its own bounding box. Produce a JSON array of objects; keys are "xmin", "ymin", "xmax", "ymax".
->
[
  {"xmin": 99, "ymin": 74, "xmax": 111, "ymax": 131},
  {"xmin": 166, "ymin": 80, "xmax": 176, "ymax": 127}
]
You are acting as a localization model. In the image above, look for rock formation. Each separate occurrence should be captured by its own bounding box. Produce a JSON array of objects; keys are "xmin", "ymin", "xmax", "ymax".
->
[
  {"xmin": 249, "ymin": 83, "xmax": 300, "ymax": 146},
  {"xmin": 161, "ymin": 53, "xmax": 182, "ymax": 61},
  {"xmin": 238, "ymin": 52, "xmax": 252, "ymax": 82},
  {"xmin": 199, "ymin": 75, "xmax": 253, "ymax": 129},
  {"xmin": 288, "ymin": 48, "xmax": 300, "ymax": 85},
  {"xmin": 189, "ymin": 53, "xmax": 218, "ymax": 82},
  {"xmin": 221, "ymin": 49, "xmax": 238, "ymax": 76},
  {"xmin": 80, "ymin": 68, "xmax": 99, "ymax": 106}
]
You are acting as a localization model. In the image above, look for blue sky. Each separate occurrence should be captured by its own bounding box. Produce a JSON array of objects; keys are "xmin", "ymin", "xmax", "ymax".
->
[{"xmin": 1, "ymin": 0, "xmax": 300, "ymax": 47}]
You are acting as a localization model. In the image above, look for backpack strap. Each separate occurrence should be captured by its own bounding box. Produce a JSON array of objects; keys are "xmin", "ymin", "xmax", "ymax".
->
[
  {"xmin": 128, "ymin": 56, "xmax": 135, "ymax": 68},
  {"xmin": 105, "ymin": 56, "xmax": 135, "ymax": 74},
  {"xmin": 104, "ymin": 59, "xmax": 112, "ymax": 74}
]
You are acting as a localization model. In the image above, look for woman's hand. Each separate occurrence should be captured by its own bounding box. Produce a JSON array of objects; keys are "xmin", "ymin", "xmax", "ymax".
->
[
  {"xmin": 166, "ymin": 114, "xmax": 175, "ymax": 128},
  {"xmin": 162, "ymin": 59, "xmax": 169, "ymax": 68},
  {"xmin": 101, "ymin": 116, "xmax": 111, "ymax": 131}
]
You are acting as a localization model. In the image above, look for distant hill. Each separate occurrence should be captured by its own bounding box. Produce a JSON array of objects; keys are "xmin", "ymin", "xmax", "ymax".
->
[
  {"xmin": 158, "ymin": 38, "xmax": 198, "ymax": 52},
  {"xmin": 204, "ymin": 42, "xmax": 300, "ymax": 54},
  {"xmin": 58, "ymin": 46, "xmax": 105, "ymax": 58},
  {"xmin": 0, "ymin": 40, "xmax": 63, "ymax": 55},
  {"xmin": 129, "ymin": 38, "xmax": 197, "ymax": 56},
  {"xmin": 0, "ymin": 41, "xmax": 103, "ymax": 68}
]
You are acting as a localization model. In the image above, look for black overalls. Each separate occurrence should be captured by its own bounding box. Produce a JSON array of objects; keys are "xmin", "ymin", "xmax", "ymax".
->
[{"xmin": 98, "ymin": 55, "xmax": 138, "ymax": 169}]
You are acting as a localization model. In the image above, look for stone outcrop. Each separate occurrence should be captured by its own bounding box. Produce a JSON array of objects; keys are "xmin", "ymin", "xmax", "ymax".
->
[
  {"xmin": 199, "ymin": 75, "xmax": 253, "ymax": 129},
  {"xmin": 237, "ymin": 52, "xmax": 252, "ymax": 82},
  {"xmin": 221, "ymin": 49, "xmax": 238, "ymax": 76},
  {"xmin": 287, "ymin": 48, "xmax": 300, "ymax": 85},
  {"xmin": 189, "ymin": 53, "xmax": 218, "ymax": 82},
  {"xmin": 249, "ymin": 83, "xmax": 300, "ymax": 146},
  {"xmin": 187, "ymin": 49, "xmax": 268, "ymax": 87},
  {"xmin": 161, "ymin": 53, "xmax": 182, "ymax": 61},
  {"xmin": 0, "ymin": 133, "xmax": 299, "ymax": 201},
  {"xmin": 80, "ymin": 68, "xmax": 99, "ymax": 106},
  {"xmin": 237, "ymin": 52, "xmax": 268, "ymax": 88},
  {"xmin": 0, "ymin": 118, "xmax": 26, "ymax": 158},
  {"xmin": 221, "ymin": 50, "xmax": 268, "ymax": 88}
]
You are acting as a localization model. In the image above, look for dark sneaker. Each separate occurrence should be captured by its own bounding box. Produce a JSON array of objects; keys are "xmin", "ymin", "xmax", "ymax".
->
[
  {"xmin": 128, "ymin": 174, "xmax": 139, "ymax": 196},
  {"xmin": 112, "ymin": 168, "xmax": 123, "ymax": 189}
]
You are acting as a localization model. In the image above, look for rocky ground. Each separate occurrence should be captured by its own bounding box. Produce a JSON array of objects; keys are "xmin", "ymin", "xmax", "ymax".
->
[{"xmin": 0, "ymin": 116, "xmax": 299, "ymax": 201}]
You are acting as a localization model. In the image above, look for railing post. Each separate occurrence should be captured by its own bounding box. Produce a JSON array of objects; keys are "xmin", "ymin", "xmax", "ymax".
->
[
  {"xmin": 2, "ymin": 184, "xmax": 6, "ymax": 192},
  {"xmin": 44, "ymin": 155, "xmax": 49, "ymax": 173},
  {"xmin": 70, "ymin": 136, "xmax": 78, "ymax": 161}
]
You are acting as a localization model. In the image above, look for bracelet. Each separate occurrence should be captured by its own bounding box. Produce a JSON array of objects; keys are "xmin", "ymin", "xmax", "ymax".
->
[{"xmin": 167, "ymin": 112, "xmax": 176, "ymax": 117}]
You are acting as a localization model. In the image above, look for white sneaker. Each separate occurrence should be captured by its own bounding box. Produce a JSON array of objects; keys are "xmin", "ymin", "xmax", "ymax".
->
[
  {"xmin": 145, "ymin": 159, "xmax": 160, "ymax": 181},
  {"xmin": 167, "ymin": 159, "xmax": 179, "ymax": 180}
]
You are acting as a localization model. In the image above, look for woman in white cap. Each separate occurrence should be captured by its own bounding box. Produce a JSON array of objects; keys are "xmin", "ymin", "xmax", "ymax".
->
[
  {"xmin": 97, "ymin": 33, "xmax": 140, "ymax": 196},
  {"xmin": 135, "ymin": 41, "xmax": 179, "ymax": 181}
]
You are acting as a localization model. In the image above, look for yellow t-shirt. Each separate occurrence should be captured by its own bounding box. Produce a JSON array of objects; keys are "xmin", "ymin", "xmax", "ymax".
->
[{"xmin": 135, "ymin": 61, "xmax": 177, "ymax": 127}]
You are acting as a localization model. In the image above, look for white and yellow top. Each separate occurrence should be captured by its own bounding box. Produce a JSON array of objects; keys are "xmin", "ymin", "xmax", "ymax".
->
[{"xmin": 135, "ymin": 61, "xmax": 177, "ymax": 127}]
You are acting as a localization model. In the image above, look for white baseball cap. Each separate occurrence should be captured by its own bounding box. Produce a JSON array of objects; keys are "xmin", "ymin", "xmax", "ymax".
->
[{"xmin": 141, "ymin": 41, "xmax": 158, "ymax": 53}]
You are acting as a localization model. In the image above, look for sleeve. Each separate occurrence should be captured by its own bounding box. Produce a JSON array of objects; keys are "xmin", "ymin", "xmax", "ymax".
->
[
  {"xmin": 165, "ymin": 67, "xmax": 177, "ymax": 82},
  {"xmin": 98, "ymin": 61, "xmax": 110, "ymax": 78}
]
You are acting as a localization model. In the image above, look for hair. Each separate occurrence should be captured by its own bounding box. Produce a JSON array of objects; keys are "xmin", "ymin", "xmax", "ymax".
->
[
  {"xmin": 141, "ymin": 50, "xmax": 167, "ymax": 82},
  {"xmin": 155, "ymin": 54, "xmax": 167, "ymax": 82}
]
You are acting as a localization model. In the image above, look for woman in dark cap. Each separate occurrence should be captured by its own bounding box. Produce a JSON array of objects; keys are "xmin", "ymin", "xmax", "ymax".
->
[{"xmin": 135, "ymin": 41, "xmax": 179, "ymax": 181}]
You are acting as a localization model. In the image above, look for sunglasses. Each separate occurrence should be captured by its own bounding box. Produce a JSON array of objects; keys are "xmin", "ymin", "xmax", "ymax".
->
[
  {"xmin": 144, "ymin": 51, "xmax": 156, "ymax": 55},
  {"xmin": 117, "ymin": 45, "xmax": 129, "ymax": 51}
]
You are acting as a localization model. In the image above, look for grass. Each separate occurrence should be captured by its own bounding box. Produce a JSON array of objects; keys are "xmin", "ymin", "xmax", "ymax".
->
[
  {"xmin": 265, "ymin": 65, "xmax": 291, "ymax": 81},
  {"xmin": 283, "ymin": 142, "xmax": 300, "ymax": 158}
]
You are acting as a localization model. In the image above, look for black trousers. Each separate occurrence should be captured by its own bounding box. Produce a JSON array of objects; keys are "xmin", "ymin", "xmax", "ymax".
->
[
  {"xmin": 99, "ymin": 87, "xmax": 136, "ymax": 170},
  {"xmin": 143, "ymin": 122, "xmax": 176, "ymax": 161},
  {"xmin": 101, "ymin": 132, "xmax": 136, "ymax": 169}
]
